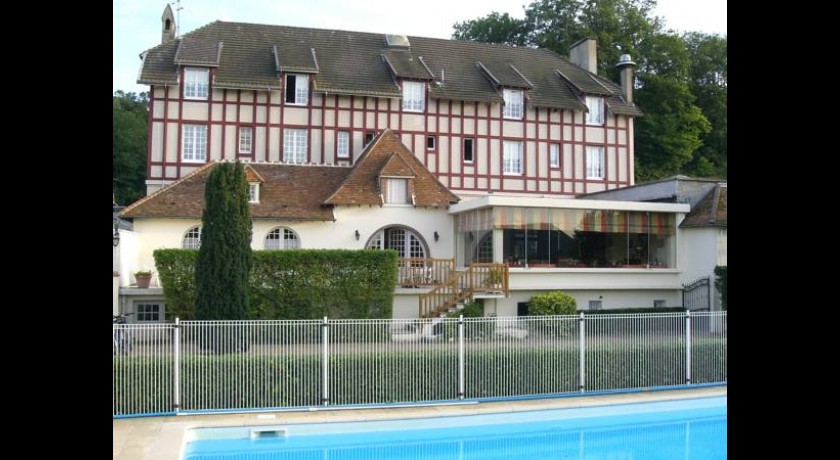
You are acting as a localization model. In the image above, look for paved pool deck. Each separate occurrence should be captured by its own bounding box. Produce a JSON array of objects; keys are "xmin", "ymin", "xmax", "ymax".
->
[{"xmin": 113, "ymin": 385, "xmax": 726, "ymax": 459}]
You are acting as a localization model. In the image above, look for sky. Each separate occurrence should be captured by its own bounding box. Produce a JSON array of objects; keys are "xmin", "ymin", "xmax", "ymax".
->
[{"xmin": 113, "ymin": 0, "xmax": 726, "ymax": 95}]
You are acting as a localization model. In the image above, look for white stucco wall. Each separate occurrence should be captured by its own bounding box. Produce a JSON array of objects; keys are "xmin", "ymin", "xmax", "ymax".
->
[
  {"xmin": 679, "ymin": 228, "xmax": 719, "ymax": 285},
  {"xmin": 128, "ymin": 205, "xmax": 454, "ymax": 286},
  {"xmin": 480, "ymin": 289, "xmax": 682, "ymax": 317}
]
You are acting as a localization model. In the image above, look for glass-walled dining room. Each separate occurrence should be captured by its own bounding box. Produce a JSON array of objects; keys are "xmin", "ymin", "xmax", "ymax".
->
[{"xmin": 458, "ymin": 207, "xmax": 676, "ymax": 268}]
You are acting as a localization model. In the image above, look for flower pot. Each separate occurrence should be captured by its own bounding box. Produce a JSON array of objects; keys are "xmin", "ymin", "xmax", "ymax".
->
[{"xmin": 135, "ymin": 275, "xmax": 152, "ymax": 288}]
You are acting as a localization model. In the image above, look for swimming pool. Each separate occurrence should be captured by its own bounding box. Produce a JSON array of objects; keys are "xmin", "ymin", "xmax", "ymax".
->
[{"xmin": 182, "ymin": 396, "xmax": 726, "ymax": 459}]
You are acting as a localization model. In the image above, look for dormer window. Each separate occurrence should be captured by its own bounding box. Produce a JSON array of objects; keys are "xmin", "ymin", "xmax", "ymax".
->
[
  {"xmin": 383, "ymin": 177, "xmax": 410, "ymax": 204},
  {"xmin": 285, "ymin": 74, "xmax": 309, "ymax": 105},
  {"xmin": 585, "ymin": 96, "xmax": 604, "ymax": 125},
  {"xmin": 402, "ymin": 81, "xmax": 425, "ymax": 112},
  {"xmin": 503, "ymin": 89, "xmax": 523, "ymax": 119},
  {"xmin": 184, "ymin": 68, "xmax": 209, "ymax": 100},
  {"xmin": 248, "ymin": 183, "xmax": 260, "ymax": 203}
]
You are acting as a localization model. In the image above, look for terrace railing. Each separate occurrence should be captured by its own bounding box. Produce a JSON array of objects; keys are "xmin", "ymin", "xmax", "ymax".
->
[{"xmin": 112, "ymin": 311, "xmax": 727, "ymax": 418}]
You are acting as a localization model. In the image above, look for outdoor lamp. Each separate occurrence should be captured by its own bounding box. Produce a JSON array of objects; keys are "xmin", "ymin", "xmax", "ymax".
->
[
  {"xmin": 434, "ymin": 231, "xmax": 439, "ymax": 242},
  {"xmin": 355, "ymin": 230, "xmax": 360, "ymax": 241},
  {"xmin": 113, "ymin": 223, "xmax": 120, "ymax": 247}
]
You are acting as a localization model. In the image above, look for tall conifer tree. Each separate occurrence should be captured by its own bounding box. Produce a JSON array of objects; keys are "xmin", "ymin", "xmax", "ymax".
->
[{"xmin": 195, "ymin": 161, "xmax": 253, "ymax": 322}]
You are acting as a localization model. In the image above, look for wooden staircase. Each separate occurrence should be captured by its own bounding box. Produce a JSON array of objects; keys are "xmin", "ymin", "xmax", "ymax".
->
[{"xmin": 417, "ymin": 262, "xmax": 509, "ymax": 318}]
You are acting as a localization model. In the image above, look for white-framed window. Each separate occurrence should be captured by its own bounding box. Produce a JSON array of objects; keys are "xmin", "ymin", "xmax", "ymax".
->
[
  {"xmin": 426, "ymin": 136, "xmax": 436, "ymax": 151},
  {"xmin": 550, "ymin": 143, "xmax": 561, "ymax": 168},
  {"xmin": 463, "ymin": 138, "xmax": 474, "ymax": 163},
  {"xmin": 285, "ymin": 74, "xmax": 309, "ymax": 105},
  {"xmin": 384, "ymin": 178, "xmax": 409, "ymax": 204},
  {"xmin": 184, "ymin": 67, "xmax": 209, "ymax": 100},
  {"xmin": 366, "ymin": 226, "xmax": 427, "ymax": 259},
  {"xmin": 588, "ymin": 300, "xmax": 602, "ymax": 310},
  {"xmin": 265, "ymin": 227, "xmax": 301, "ymax": 250},
  {"xmin": 283, "ymin": 129, "xmax": 307, "ymax": 164},
  {"xmin": 402, "ymin": 81, "xmax": 425, "ymax": 112},
  {"xmin": 135, "ymin": 303, "xmax": 163, "ymax": 322},
  {"xmin": 337, "ymin": 131, "xmax": 350, "ymax": 159},
  {"xmin": 586, "ymin": 146, "xmax": 605, "ymax": 179},
  {"xmin": 182, "ymin": 125, "xmax": 207, "ymax": 162},
  {"xmin": 503, "ymin": 89, "xmax": 524, "ymax": 119},
  {"xmin": 248, "ymin": 183, "xmax": 259, "ymax": 203},
  {"xmin": 585, "ymin": 96, "xmax": 604, "ymax": 125},
  {"xmin": 183, "ymin": 226, "xmax": 202, "ymax": 249},
  {"xmin": 503, "ymin": 141, "xmax": 523, "ymax": 174},
  {"xmin": 238, "ymin": 127, "xmax": 253, "ymax": 154}
]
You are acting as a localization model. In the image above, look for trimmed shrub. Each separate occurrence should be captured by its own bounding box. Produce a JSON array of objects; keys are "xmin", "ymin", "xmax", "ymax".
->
[
  {"xmin": 154, "ymin": 248, "xmax": 398, "ymax": 320},
  {"xmin": 529, "ymin": 291, "xmax": 577, "ymax": 316}
]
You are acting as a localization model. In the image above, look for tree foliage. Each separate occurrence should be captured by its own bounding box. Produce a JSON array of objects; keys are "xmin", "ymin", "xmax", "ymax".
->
[
  {"xmin": 194, "ymin": 162, "xmax": 253, "ymax": 320},
  {"xmin": 112, "ymin": 91, "xmax": 149, "ymax": 205},
  {"xmin": 452, "ymin": 0, "xmax": 726, "ymax": 181}
]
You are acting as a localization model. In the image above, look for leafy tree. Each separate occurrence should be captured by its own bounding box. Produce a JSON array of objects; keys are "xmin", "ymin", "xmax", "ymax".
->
[
  {"xmin": 453, "ymin": 11, "xmax": 530, "ymax": 45},
  {"xmin": 112, "ymin": 91, "xmax": 148, "ymax": 205},
  {"xmin": 451, "ymin": 0, "xmax": 725, "ymax": 181},
  {"xmin": 684, "ymin": 32, "xmax": 727, "ymax": 178},
  {"xmin": 194, "ymin": 162, "xmax": 253, "ymax": 322}
]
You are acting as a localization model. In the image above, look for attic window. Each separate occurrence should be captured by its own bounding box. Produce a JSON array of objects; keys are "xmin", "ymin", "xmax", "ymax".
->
[
  {"xmin": 503, "ymin": 89, "xmax": 523, "ymax": 119},
  {"xmin": 184, "ymin": 68, "xmax": 209, "ymax": 100},
  {"xmin": 383, "ymin": 178, "xmax": 410, "ymax": 204},
  {"xmin": 248, "ymin": 183, "xmax": 260, "ymax": 203},
  {"xmin": 285, "ymin": 74, "xmax": 309, "ymax": 105},
  {"xmin": 585, "ymin": 96, "xmax": 604, "ymax": 125},
  {"xmin": 402, "ymin": 81, "xmax": 425, "ymax": 112}
]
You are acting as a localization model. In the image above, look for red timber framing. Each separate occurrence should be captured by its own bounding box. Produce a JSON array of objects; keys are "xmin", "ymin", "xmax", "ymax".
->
[{"xmin": 146, "ymin": 83, "xmax": 632, "ymax": 196}]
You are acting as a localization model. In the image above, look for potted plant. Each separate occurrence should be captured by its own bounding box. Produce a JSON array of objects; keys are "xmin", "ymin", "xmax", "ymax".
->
[
  {"xmin": 134, "ymin": 268, "xmax": 153, "ymax": 288},
  {"xmin": 484, "ymin": 268, "xmax": 504, "ymax": 290}
]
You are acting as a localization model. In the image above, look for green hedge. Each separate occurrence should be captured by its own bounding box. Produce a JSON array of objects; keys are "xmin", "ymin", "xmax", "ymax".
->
[
  {"xmin": 113, "ymin": 340, "xmax": 726, "ymax": 415},
  {"xmin": 154, "ymin": 249, "xmax": 398, "ymax": 320}
]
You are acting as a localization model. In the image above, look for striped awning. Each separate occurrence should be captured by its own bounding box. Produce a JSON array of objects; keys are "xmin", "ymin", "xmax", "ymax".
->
[{"xmin": 458, "ymin": 207, "xmax": 675, "ymax": 234}]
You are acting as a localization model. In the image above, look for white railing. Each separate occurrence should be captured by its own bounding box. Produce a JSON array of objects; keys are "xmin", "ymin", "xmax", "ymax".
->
[{"xmin": 112, "ymin": 312, "xmax": 727, "ymax": 418}]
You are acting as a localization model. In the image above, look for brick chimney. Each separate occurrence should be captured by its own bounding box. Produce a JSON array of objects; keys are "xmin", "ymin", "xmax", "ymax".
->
[
  {"xmin": 615, "ymin": 54, "xmax": 636, "ymax": 103},
  {"xmin": 569, "ymin": 38, "xmax": 597, "ymax": 73}
]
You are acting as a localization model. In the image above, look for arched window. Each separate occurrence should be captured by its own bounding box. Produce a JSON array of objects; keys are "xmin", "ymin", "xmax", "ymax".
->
[
  {"xmin": 183, "ymin": 226, "xmax": 201, "ymax": 249},
  {"xmin": 164, "ymin": 19, "xmax": 171, "ymax": 31},
  {"xmin": 366, "ymin": 226, "xmax": 427, "ymax": 259},
  {"xmin": 265, "ymin": 227, "xmax": 300, "ymax": 250},
  {"xmin": 475, "ymin": 232, "xmax": 493, "ymax": 263}
]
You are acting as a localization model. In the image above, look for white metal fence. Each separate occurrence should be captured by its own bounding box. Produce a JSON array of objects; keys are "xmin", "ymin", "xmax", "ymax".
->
[{"xmin": 112, "ymin": 312, "xmax": 727, "ymax": 418}]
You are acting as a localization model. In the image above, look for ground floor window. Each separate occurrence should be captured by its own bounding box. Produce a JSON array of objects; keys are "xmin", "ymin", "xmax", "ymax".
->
[
  {"xmin": 458, "ymin": 208, "xmax": 675, "ymax": 268},
  {"xmin": 135, "ymin": 302, "xmax": 164, "ymax": 322}
]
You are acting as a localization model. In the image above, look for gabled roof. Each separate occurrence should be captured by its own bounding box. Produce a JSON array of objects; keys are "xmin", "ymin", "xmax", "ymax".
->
[
  {"xmin": 324, "ymin": 129, "xmax": 459, "ymax": 207},
  {"xmin": 120, "ymin": 162, "xmax": 350, "ymax": 221},
  {"xmin": 680, "ymin": 184, "xmax": 727, "ymax": 228},
  {"xmin": 138, "ymin": 21, "xmax": 641, "ymax": 114},
  {"xmin": 120, "ymin": 132, "xmax": 458, "ymax": 220}
]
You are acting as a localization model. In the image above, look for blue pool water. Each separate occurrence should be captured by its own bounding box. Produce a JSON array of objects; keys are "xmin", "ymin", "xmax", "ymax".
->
[{"xmin": 183, "ymin": 396, "xmax": 726, "ymax": 459}]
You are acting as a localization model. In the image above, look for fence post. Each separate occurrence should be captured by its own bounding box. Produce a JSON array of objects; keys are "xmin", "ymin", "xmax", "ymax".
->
[
  {"xmin": 685, "ymin": 310, "xmax": 691, "ymax": 385},
  {"xmin": 457, "ymin": 315, "xmax": 465, "ymax": 399},
  {"xmin": 321, "ymin": 316, "xmax": 330, "ymax": 406},
  {"xmin": 579, "ymin": 312, "xmax": 586, "ymax": 393},
  {"xmin": 173, "ymin": 317, "xmax": 180, "ymax": 414}
]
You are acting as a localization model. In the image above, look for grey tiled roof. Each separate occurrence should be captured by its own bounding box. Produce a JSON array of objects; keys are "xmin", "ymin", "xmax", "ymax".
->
[
  {"xmin": 174, "ymin": 37, "xmax": 222, "ymax": 66},
  {"xmin": 138, "ymin": 21, "xmax": 641, "ymax": 114}
]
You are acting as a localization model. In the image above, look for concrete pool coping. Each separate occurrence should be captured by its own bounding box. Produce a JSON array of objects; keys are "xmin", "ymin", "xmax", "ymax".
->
[{"xmin": 113, "ymin": 385, "xmax": 726, "ymax": 459}]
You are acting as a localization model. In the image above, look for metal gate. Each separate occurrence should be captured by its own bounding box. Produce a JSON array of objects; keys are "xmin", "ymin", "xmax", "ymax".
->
[{"xmin": 683, "ymin": 276, "xmax": 711, "ymax": 311}]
